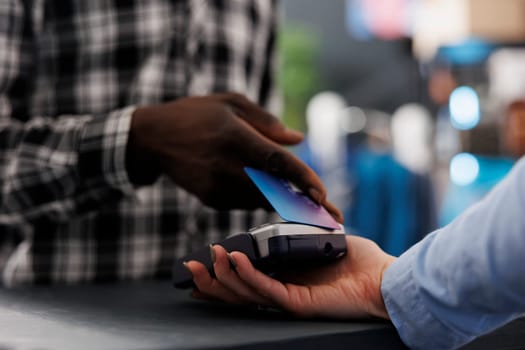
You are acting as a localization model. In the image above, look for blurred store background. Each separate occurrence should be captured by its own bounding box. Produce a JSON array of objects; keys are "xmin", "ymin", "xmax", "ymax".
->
[{"xmin": 280, "ymin": 0, "xmax": 525, "ymax": 256}]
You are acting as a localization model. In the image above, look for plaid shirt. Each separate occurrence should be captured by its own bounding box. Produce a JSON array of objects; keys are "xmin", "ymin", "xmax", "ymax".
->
[{"xmin": 0, "ymin": 0, "xmax": 279, "ymax": 286}]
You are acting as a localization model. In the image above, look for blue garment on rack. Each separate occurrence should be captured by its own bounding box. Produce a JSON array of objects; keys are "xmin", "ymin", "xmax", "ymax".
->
[{"xmin": 346, "ymin": 147, "xmax": 436, "ymax": 256}]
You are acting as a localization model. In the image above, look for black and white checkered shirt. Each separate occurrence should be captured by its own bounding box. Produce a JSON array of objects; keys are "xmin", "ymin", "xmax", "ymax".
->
[{"xmin": 0, "ymin": 0, "xmax": 279, "ymax": 286}]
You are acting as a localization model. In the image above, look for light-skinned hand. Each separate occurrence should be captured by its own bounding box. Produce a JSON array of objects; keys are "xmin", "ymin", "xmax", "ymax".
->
[{"xmin": 184, "ymin": 235, "xmax": 396, "ymax": 319}]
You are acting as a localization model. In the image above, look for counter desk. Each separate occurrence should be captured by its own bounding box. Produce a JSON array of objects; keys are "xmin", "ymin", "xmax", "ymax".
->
[{"xmin": 0, "ymin": 282, "xmax": 523, "ymax": 349}]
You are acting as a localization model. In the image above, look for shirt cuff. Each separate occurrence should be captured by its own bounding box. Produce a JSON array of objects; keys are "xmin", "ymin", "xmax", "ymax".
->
[
  {"xmin": 78, "ymin": 106, "xmax": 136, "ymax": 197},
  {"xmin": 381, "ymin": 233, "xmax": 468, "ymax": 350}
]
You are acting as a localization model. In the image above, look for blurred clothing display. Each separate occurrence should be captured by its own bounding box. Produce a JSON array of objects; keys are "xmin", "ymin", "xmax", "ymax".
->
[
  {"xmin": 346, "ymin": 146, "xmax": 436, "ymax": 256},
  {"xmin": 441, "ymin": 98, "xmax": 525, "ymax": 225},
  {"xmin": 440, "ymin": 156, "xmax": 515, "ymax": 226}
]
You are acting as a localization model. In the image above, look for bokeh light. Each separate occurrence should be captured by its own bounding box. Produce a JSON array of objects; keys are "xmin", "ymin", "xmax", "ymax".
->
[
  {"xmin": 450, "ymin": 153, "xmax": 480, "ymax": 186},
  {"xmin": 340, "ymin": 106, "xmax": 367, "ymax": 133},
  {"xmin": 306, "ymin": 91, "xmax": 347, "ymax": 171},
  {"xmin": 391, "ymin": 103, "xmax": 433, "ymax": 174},
  {"xmin": 449, "ymin": 86, "xmax": 480, "ymax": 130}
]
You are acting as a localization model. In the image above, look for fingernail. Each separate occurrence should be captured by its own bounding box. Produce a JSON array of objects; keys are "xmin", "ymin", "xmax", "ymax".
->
[
  {"xmin": 308, "ymin": 187, "xmax": 322, "ymax": 204},
  {"xmin": 209, "ymin": 244, "xmax": 216, "ymax": 264},
  {"xmin": 226, "ymin": 253, "xmax": 237, "ymax": 269},
  {"xmin": 182, "ymin": 261, "xmax": 192, "ymax": 273},
  {"xmin": 286, "ymin": 128, "xmax": 303, "ymax": 138}
]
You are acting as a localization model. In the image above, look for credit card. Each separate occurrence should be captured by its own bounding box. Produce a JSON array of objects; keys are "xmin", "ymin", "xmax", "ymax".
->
[{"xmin": 245, "ymin": 167, "xmax": 340, "ymax": 230}]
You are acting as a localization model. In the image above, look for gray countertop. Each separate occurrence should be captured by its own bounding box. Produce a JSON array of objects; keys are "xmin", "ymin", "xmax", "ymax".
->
[{"xmin": 0, "ymin": 281, "xmax": 523, "ymax": 350}]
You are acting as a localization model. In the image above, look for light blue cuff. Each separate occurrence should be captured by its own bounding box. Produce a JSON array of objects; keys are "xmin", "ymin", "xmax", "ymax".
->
[{"xmin": 381, "ymin": 233, "xmax": 470, "ymax": 350}]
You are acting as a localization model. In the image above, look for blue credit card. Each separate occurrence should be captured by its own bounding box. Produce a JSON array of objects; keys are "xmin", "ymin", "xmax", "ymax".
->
[{"xmin": 245, "ymin": 167, "xmax": 340, "ymax": 230}]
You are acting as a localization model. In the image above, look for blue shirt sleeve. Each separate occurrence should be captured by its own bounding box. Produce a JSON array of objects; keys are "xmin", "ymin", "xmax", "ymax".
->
[{"xmin": 381, "ymin": 156, "xmax": 525, "ymax": 349}]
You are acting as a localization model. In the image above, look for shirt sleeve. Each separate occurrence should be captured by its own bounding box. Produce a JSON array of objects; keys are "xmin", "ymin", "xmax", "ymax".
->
[
  {"xmin": 0, "ymin": 3, "xmax": 137, "ymax": 226},
  {"xmin": 381, "ymin": 156, "xmax": 525, "ymax": 349},
  {"xmin": 1, "ymin": 107, "xmax": 136, "ymax": 225}
]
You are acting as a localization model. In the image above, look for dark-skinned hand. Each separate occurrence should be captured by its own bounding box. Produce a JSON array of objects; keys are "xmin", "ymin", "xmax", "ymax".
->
[{"xmin": 126, "ymin": 93, "xmax": 342, "ymax": 222}]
